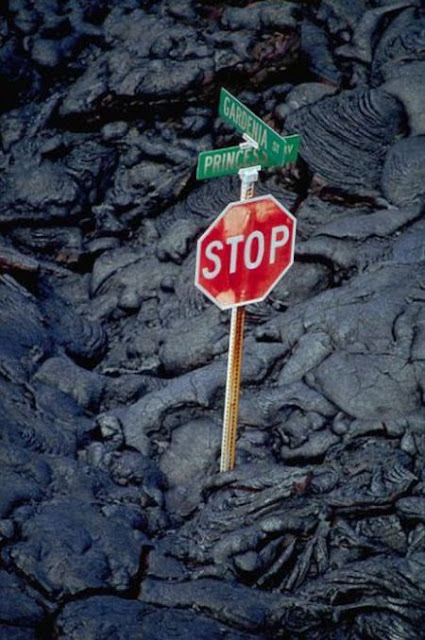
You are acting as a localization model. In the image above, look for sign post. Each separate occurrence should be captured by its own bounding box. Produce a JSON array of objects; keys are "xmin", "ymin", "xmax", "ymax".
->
[
  {"xmin": 195, "ymin": 89, "xmax": 299, "ymax": 472},
  {"xmin": 220, "ymin": 165, "xmax": 258, "ymax": 472},
  {"xmin": 221, "ymin": 301, "xmax": 245, "ymax": 472}
]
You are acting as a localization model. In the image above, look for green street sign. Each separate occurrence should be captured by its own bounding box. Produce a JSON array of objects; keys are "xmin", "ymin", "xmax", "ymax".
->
[
  {"xmin": 197, "ymin": 136, "xmax": 300, "ymax": 180},
  {"xmin": 219, "ymin": 88, "xmax": 296, "ymax": 165}
]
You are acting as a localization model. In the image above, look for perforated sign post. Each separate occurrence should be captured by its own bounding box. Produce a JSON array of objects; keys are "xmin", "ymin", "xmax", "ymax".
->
[{"xmin": 195, "ymin": 88, "xmax": 299, "ymax": 472}]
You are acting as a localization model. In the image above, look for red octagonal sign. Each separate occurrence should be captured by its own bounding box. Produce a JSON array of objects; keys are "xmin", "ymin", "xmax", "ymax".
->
[{"xmin": 195, "ymin": 194, "xmax": 296, "ymax": 310}]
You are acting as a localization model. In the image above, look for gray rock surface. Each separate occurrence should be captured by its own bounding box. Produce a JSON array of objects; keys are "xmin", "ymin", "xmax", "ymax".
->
[
  {"xmin": 1, "ymin": 0, "xmax": 425, "ymax": 638},
  {"xmin": 56, "ymin": 596, "xmax": 256, "ymax": 640}
]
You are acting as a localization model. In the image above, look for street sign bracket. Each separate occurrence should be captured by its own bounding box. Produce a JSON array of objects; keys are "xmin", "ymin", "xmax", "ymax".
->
[
  {"xmin": 238, "ymin": 165, "xmax": 261, "ymax": 191},
  {"xmin": 240, "ymin": 133, "xmax": 259, "ymax": 150}
]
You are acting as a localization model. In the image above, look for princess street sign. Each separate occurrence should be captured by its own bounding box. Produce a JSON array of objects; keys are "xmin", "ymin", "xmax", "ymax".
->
[{"xmin": 197, "ymin": 136, "xmax": 300, "ymax": 180}]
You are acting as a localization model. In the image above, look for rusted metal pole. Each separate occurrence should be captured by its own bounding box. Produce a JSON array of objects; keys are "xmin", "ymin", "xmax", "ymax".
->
[
  {"xmin": 220, "ymin": 164, "xmax": 260, "ymax": 472},
  {"xmin": 220, "ymin": 304, "xmax": 245, "ymax": 472}
]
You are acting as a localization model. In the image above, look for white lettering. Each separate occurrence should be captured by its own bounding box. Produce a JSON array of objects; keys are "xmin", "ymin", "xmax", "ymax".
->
[
  {"xmin": 244, "ymin": 231, "xmax": 265, "ymax": 270},
  {"xmin": 258, "ymin": 149, "xmax": 267, "ymax": 165},
  {"xmin": 236, "ymin": 104, "xmax": 242, "ymax": 126},
  {"xmin": 226, "ymin": 235, "xmax": 244, "ymax": 273},
  {"xmin": 204, "ymin": 155, "xmax": 213, "ymax": 171},
  {"xmin": 213, "ymin": 154, "xmax": 221, "ymax": 172},
  {"xmin": 284, "ymin": 144, "xmax": 293, "ymax": 155},
  {"xmin": 236, "ymin": 149, "xmax": 244, "ymax": 165},
  {"xmin": 223, "ymin": 96, "xmax": 231, "ymax": 117},
  {"xmin": 270, "ymin": 225, "xmax": 289, "ymax": 264},
  {"xmin": 253, "ymin": 149, "xmax": 262, "ymax": 164},
  {"xmin": 223, "ymin": 151, "xmax": 235, "ymax": 170},
  {"xmin": 203, "ymin": 240, "xmax": 223, "ymax": 279},
  {"xmin": 203, "ymin": 225, "xmax": 291, "ymax": 280}
]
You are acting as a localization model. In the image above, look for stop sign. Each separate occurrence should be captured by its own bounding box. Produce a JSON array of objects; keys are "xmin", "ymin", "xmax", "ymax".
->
[{"xmin": 195, "ymin": 194, "xmax": 296, "ymax": 309}]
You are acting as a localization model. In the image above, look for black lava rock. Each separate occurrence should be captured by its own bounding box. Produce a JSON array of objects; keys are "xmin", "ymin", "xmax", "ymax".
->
[{"xmin": 1, "ymin": 1, "xmax": 425, "ymax": 638}]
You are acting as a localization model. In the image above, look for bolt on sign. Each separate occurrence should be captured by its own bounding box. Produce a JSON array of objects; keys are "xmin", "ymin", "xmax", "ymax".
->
[{"xmin": 195, "ymin": 195, "xmax": 296, "ymax": 310}]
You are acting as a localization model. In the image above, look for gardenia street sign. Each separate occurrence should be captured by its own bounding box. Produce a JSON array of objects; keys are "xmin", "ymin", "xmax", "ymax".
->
[
  {"xmin": 218, "ymin": 87, "xmax": 298, "ymax": 166},
  {"xmin": 196, "ymin": 88, "xmax": 300, "ymax": 179}
]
